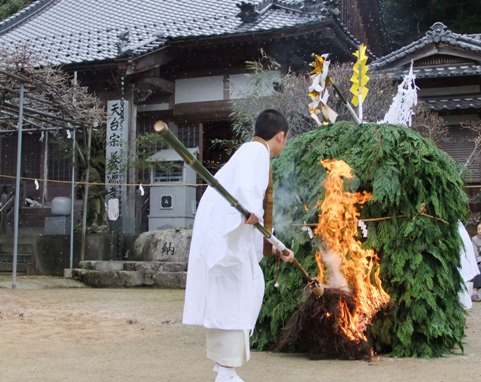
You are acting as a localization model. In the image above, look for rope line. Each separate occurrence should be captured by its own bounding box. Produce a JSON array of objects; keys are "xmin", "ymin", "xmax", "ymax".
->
[
  {"xmin": 2, "ymin": 173, "xmax": 480, "ymax": 191},
  {"xmin": 293, "ymin": 213, "xmax": 449, "ymax": 226},
  {"xmin": 0, "ymin": 174, "xmax": 470, "ymax": 225},
  {"xmin": 0, "ymin": 174, "xmax": 207, "ymax": 188}
]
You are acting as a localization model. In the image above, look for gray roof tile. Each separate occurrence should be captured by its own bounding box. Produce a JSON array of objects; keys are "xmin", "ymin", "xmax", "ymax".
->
[
  {"xmin": 425, "ymin": 95, "xmax": 481, "ymax": 111},
  {"xmin": 386, "ymin": 64, "xmax": 481, "ymax": 81},
  {"xmin": 372, "ymin": 22, "xmax": 481, "ymax": 70},
  {"xmin": 0, "ymin": 0, "xmax": 327, "ymax": 65}
]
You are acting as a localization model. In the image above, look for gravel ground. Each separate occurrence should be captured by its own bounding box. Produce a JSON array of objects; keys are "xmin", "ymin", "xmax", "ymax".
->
[{"xmin": 0, "ymin": 275, "xmax": 480, "ymax": 382}]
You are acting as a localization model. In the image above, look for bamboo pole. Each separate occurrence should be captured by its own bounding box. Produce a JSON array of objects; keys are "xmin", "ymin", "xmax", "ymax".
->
[
  {"xmin": 153, "ymin": 121, "xmax": 323, "ymax": 296},
  {"xmin": 328, "ymin": 78, "xmax": 361, "ymax": 124}
]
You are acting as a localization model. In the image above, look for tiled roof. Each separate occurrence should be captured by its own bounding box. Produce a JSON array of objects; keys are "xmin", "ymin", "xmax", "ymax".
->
[
  {"xmin": 0, "ymin": 0, "xmax": 331, "ymax": 66},
  {"xmin": 467, "ymin": 33, "xmax": 481, "ymax": 42},
  {"xmin": 425, "ymin": 95, "xmax": 481, "ymax": 112},
  {"xmin": 413, "ymin": 64, "xmax": 481, "ymax": 78},
  {"xmin": 372, "ymin": 22, "xmax": 481, "ymax": 70},
  {"xmin": 388, "ymin": 64, "xmax": 481, "ymax": 81}
]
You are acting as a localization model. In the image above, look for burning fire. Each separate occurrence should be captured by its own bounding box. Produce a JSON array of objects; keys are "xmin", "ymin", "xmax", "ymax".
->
[{"xmin": 314, "ymin": 159, "xmax": 390, "ymax": 342}]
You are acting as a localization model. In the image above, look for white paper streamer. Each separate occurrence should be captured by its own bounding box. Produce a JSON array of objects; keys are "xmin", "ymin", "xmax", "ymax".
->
[
  {"xmin": 308, "ymin": 54, "xmax": 338, "ymax": 124},
  {"xmin": 34, "ymin": 179, "xmax": 39, "ymax": 190},
  {"xmin": 358, "ymin": 220, "xmax": 368, "ymax": 238},
  {"xmin": 302, "ymin": 224, "xmax": 314, "ymax": 239},
  {"xmin": 107, "ymin": 198, "xmax": 119, "ymax": 221},
  {"xmin": 381, "ymin": 61, "xmax": 418, "ymax": 127}
]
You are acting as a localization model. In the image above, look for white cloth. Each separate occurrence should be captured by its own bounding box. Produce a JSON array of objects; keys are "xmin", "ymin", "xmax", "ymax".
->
[
  {"xmin": 457, "ymin": 222, "xmax": 480, "ymax": 309},
  {"xmin": 183, "ymin": 141, "xmax": 269, "ymax": 330},
  {"xmin": 206, "ymin": 329, "xmax": 249, "ymax": 367},
  {"xmin": 107, "ymin": 198, "xmax": 119, "ymax": 221}
]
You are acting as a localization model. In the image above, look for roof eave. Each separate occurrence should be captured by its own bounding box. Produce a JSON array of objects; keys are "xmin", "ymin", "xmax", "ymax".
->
[{"xmin": 0, "ymin": 0, "xmax": 55, "ymax": 36}]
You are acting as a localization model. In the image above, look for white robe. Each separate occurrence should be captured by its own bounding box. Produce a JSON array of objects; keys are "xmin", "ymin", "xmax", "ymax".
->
[
  {"xmin": 457, "ymin": 221, "xmax": 480, "ymax": 310},
  {"xmin": 183, "ymin": 141, "xmax": 269, "ymax": 330}
]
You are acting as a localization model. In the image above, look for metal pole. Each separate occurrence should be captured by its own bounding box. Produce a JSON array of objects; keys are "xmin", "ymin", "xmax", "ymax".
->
[
  {"xmin": 12, "ymin": 83, "xmax": 25, "ymax": 289},
  {"xmin": 118, "ymin": 74, "xmax": 126, "ymax": 259},
  {"xmin": 117, "ymin": 186, "xmax": 123, "ymax": 259},
  {"xmin": 69, "ymin": 127, "xmax": 76, "ymax": 271},
  {"xmin": 79, "ymin": 125, "xmax": 92, "ymax": 262},
  {"xmin": 42, "ymin": 133, "xmax": 48, "ymax": 204},
  {"xmin": 69, "ymin": 71, "xmax": 78, "ymax": 271}
]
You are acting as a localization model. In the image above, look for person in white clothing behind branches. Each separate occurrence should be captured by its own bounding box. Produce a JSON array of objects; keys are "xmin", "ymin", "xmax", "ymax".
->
[{"xmin": 182, "ymin": 109, "xmax": 295, "ymax": 382}]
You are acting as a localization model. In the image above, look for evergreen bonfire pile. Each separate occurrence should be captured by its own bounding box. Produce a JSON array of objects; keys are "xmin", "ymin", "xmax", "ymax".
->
[{"xmin": 253, "ymin": 121, "xmax": 468, "ymax": 358}]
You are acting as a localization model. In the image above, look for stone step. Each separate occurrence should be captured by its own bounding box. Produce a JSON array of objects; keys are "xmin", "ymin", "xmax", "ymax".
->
[
  {"xmin": 0, "ymin": 236, "xmax": 35, "ymax": 258},
  {"xmin": 78, "ymin": 260, "xmax": 186, "ymax": 272},
  {"xmin": 0, "ymin": 253, "xmax": 32, "ymax": 273},
  {"xmin": 0, "ymin": 236, "xmax": 35, "ymax": 274},
  {"xmin": 0, "ymin": 242, "xmax": 34, "ymax": 255},
  {"xmin": 0, "ymin": 253, "xmax": 32, "ymax": 262},
  {"xmin": 0, "ymin": 262, "xmax": 29, "ymax": 273},
  {"xmin": 0, "ymin": 235, "xmax": 36, "ymax": 247},
  {"xmin": 72, "ymin": 260, "xmax": 187, "ymax": 288}
]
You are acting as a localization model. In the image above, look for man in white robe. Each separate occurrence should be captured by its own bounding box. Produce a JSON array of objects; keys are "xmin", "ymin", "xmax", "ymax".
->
[
  {"xmin": 183, "ymin": 109, "xmax": 294, "ymax": 382},
  {"xmin": 457, "ymin": 221, "xmax": 480, "ymax": 310}
]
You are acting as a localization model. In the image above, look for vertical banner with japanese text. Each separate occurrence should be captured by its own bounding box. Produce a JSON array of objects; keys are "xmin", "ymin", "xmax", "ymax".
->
[{"xmin": 105, "ymin": 100, "xmax": 129, "ymax": 220}]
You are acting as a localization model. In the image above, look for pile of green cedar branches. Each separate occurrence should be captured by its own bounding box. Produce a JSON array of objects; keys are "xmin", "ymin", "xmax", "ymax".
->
[{"xmin": 253, "ymin": 121, "xmax": 468, "ymax": 358}]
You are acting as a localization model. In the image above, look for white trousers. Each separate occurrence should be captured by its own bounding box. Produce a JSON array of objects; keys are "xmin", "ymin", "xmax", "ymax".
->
[{"xmin": 206, "ymin": 329, "xmax": 250, "ymax": 367}]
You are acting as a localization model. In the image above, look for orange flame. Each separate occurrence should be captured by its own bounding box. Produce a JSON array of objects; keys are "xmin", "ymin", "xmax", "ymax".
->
[{"xmin": 314, "ymin": 159, "xmax": 390, "ymax": 342}]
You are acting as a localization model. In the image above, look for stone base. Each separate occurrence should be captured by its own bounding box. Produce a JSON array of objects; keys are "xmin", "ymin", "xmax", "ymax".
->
[
  {"xmin": 72, "ymin": 260, "xmax": 187, "ymax": 288},
  {"xmin": 44, "ymin": 216, "xmax": 71, "ymax": 235}
]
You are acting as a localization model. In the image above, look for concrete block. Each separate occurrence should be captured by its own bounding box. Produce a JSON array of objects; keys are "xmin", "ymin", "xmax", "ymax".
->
[{"xmin": 44, "ymin": 216, "xmax": 70, "ymax": 235}]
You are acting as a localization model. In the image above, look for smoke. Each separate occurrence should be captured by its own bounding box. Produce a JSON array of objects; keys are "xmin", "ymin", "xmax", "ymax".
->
[
  {"xmin": 272, "ymin": 172, "xmax": 316, "ymax": 237},
  {"xmin": 272, "ymin": 186, "xmax": 295, "ymax": 234}
]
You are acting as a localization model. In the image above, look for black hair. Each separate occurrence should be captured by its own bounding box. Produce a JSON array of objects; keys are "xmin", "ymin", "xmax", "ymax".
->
[{"xmin": 254, "ymin": 109, "xmax": 289, "ymax": 140}]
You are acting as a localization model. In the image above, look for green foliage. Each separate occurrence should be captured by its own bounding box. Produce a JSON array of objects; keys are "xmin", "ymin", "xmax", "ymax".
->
[
  {"xmin": 135, "ymin": 132, "xmax": 168, "ymax": 170},
  {"xmin": 380, "ymin": 0, "xmax": 481, "ymax": 49},
  {"xmin": 0, "ymin": 0, "xmax": 33, "ymax": 21},
  {"xmin": 253, "ymin": 122, "xmax": 468, "ymax": 358}
]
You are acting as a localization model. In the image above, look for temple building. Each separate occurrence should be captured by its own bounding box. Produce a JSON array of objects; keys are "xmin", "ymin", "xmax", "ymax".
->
[
  {"xmin": 0, "ymin": 0, "xmax": 388, "ymax": 233},
  {"xmin": 372, "ymin": 22, "xmax": 481, "ymax": 184}
]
